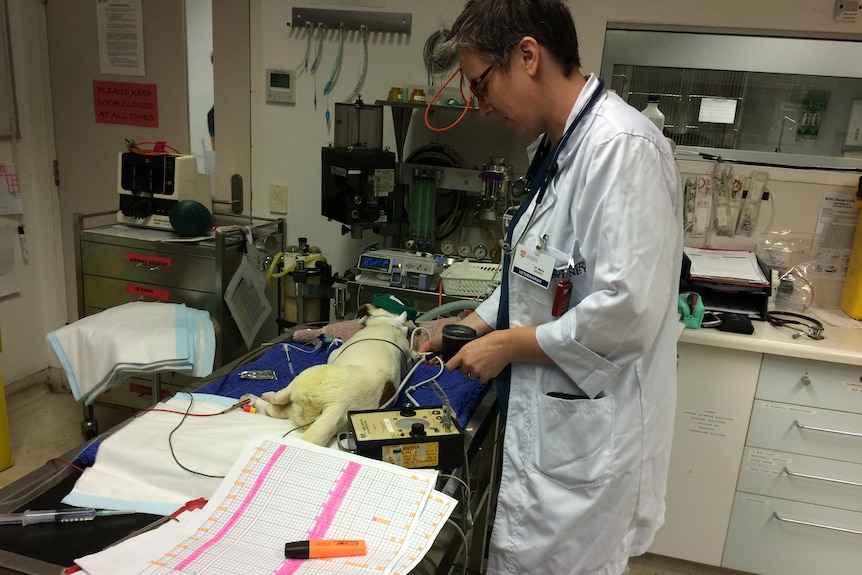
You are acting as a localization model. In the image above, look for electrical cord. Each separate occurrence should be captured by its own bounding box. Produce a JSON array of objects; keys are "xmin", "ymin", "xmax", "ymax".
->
[
  {"xmin": 167, "ymin": 393, "xmax": 226, "ymax": 478},
  {"xmin": 124, "ymin": 139, "xmax": 183, "ymax": 156},
  {"xmin": 380, "ymin": 351, "xmax": 438, "ymax": 409},
  {"xmin": 443, "ymin": 518, "xmax": 470, "ymax": 575}
]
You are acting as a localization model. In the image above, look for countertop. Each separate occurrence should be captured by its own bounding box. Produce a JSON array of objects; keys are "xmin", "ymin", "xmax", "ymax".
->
[{"xmin": 680, "ymin": 313, "xmax": 862, "ymax": 366}]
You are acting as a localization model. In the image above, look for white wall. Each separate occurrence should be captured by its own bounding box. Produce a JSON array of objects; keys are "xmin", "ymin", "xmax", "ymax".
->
[
  {"xmin": 186, "ymin": 0, "xmax": 214, "ymax": 172},
  {"xmin": 0, "ymin": 1, "xmax": 64, "ymax": 383},
  {"xmin": 0, "ymin": 0, "xmax": 860, "ymax": 383},
  {"xmin": 251, "ymin": 0, "xmax": 862, "ymax": 277}
]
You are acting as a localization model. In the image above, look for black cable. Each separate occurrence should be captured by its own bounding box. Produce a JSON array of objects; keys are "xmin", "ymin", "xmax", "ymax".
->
[
  {"xmin": 283, "ymin": 421, "xmax": 313, "ymax": 438},
  {"xmin": 423, "ymin": 29, "xmax": 455, "ymax": 81},
  {"xmin": 331, "ymin": 336, "xmax": 412, "ymax": 377},
  {"xmin": 698, "ymin": 152, "xmax": 862, "ymax": 173},
  {"xmin": 167, "ymin": 393, "xmax": 226, "ymax": 479}
]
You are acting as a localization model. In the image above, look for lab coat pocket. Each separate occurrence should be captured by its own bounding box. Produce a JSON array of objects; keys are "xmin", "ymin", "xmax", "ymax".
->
[{"xmin": 530, "ymin": 393, "xmax": 616, "ymax": 489}]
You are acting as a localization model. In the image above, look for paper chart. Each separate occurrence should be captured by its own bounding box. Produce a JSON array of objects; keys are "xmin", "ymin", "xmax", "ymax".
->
[{"xmin": 136, "ymin": 434, "xmax": 455, "ymax": 575}]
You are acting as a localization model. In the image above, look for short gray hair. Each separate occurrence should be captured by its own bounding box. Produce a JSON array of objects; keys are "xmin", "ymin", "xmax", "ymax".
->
[{"xmin": 437, "ymin": 0, "xmax": 581, "ymax": 75}]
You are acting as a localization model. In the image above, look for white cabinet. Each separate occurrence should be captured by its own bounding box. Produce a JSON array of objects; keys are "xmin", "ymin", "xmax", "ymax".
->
[
  {"xmin": 723, "ymin": 494, "xmax": 862, "ymax": 575},
  {"xmin": 649, "ymin": 342, "xmax": 761, "ymax": 566},
  {"xmin": 723, "ymin": 355, "xmax": 862, "ymax": 575}
]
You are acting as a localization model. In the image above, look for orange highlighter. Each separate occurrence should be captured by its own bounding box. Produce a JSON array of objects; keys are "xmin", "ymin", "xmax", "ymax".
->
[{"xmin": 284, "ymin": 539, "xmax": 367, "ymax": 559}]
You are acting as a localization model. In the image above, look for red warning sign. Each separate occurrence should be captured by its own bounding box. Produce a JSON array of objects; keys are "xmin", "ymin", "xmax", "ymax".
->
[{"xmin": 93, "ymin": 80, "xmax": 158, "ymax": 127}]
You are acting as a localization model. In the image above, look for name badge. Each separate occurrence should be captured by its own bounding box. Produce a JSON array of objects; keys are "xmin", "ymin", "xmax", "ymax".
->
[{"xmin": 512, "ymin": 243, "xmax": 554, "ymax": 288}]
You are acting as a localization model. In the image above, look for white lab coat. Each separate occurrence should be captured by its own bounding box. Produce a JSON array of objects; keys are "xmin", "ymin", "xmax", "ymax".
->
[{"xmin": 474, "ymin": 75, "xmax": 683, "ymax": 575}]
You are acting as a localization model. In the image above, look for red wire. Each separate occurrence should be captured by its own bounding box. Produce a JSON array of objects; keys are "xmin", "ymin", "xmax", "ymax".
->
[
  {"xmin": 133, "ymin": 407, "xmax": 224, "ymax": 417},
  {"xmin": 48, "ymin": 458, "xmax": 85, "ymax": 473},
  {"xmin": 127, "ymin": 140, "xmax": 184, "ymax": 155}
]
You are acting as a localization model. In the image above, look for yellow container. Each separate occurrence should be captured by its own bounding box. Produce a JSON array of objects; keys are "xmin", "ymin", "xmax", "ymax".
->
[
  {"xmin": 840, "ymin": 199, "xmax": 862, "ymax": 320},
  {"xmin": 0, "ymin": 331, "xmax": 12, "ymax": 472}
]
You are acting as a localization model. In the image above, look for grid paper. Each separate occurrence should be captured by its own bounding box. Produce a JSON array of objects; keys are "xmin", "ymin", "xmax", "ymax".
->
[{"xmin": 135, "ymin": 433, "xmax": 456, "ymax": 575}]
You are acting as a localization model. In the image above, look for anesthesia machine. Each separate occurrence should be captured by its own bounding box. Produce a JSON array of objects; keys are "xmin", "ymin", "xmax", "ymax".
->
[
  {"xmin": 321, "ymin": 100, "xmax": 398, "ymax": 238},
  {"xmin": 321, "ymin": 99, "xmax": 518, "ymax": 295}
]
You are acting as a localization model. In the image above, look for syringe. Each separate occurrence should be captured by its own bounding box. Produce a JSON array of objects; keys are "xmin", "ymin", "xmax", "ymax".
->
[{"xmin": 0, "ymin": 507, "xmax": 135, "ymax": 526}]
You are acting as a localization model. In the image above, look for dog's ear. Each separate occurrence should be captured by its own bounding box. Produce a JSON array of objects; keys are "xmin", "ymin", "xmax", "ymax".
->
[
  {"xmin": 397, "ymin": 311, "xmax": 408, "ymax": 323},
  {"xmin": 356, "ymin": 303, "xmax": 377, "ymax": 319}
]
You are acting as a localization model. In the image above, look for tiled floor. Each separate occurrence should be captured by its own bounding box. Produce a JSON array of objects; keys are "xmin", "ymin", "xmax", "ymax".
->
[
  {"xmin": 0, "ymin": 376, "xmax": 131, "ymax": 489},
  {"xmin": 0, "ymin": 379, "xmax": 743, "ymax": 575}
]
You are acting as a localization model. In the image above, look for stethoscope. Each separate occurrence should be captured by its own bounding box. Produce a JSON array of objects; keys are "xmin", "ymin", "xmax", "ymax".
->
[{"xmin": 502, "ymin": 77, "xmax": 605, "ymax": 254}]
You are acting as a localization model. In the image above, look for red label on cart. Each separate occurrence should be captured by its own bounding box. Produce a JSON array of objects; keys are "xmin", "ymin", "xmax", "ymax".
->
[
  {"xmin": 126, "ymin": 284, "xmax": 170, "ymax": 301},
  {"xmin": 126, "ymin": 253, "xmax": 171, "ymax": 267}
]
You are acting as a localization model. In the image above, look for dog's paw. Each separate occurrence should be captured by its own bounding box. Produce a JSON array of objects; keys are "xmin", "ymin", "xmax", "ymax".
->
[{"xmin": 240, "ymin": 393, "xmax": 270, "ymax": 413}]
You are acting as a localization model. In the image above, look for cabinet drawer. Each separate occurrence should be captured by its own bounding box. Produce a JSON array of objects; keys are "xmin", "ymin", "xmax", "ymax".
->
[
  {"xmin": 83, "ymin": 275, "xmax": 219, "ymax": 315},
  {"xmin": 747, "ymin": 400, "xmax": 862, "ymax": 464},
  {"xmin": 757, "ymin": 354, "xmax": 862, "ymax": 414},
  {"xmin": 81, "ymin": 240, "xmax": 217, "ymax": 293},
  {"xmin": 737, "ymin": 447, "xmax": 862, "ymax": 512},
  {"xmin": 723, "ymin": 493, "xmax": 862, "ymax": 575}
]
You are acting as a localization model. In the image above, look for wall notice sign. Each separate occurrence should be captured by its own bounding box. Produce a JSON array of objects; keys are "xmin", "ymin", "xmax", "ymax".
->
[
  {"xmin": 698, "ymin": 98, "xmax": 738, "ymax": 124},
  {"xmin": 0, "ymin": 164, "xmax": 22, "ymax": 215},
  {"xmin": 94, "ymin": 81, "xmax": 158, "ymax": 127},
  {"xmin": 96, "ymin": 0, "xmax": 145, "ymax": 76}
]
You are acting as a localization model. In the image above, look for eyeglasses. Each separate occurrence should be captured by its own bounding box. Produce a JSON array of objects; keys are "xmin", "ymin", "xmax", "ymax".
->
[{"xmin": 468, "ymin": 63, "xmax": 495, "ymax": 101}]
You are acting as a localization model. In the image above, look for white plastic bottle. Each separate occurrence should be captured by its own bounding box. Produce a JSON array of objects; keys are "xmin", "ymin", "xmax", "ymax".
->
[{"xmin": 641, "ymin": 95, "xmax": 665, "ymax": 133}]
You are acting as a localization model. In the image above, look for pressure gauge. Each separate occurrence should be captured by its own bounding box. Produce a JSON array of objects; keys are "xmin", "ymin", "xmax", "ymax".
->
[
  {"xmin": 458, "ymin": 243, "xmax": 472, "ymax": 257},
  {"xmin": 440, "ymin": 240, "xmax": 456, "ymax": 256},
  {"xmin": 473, "ymin": 244, "xmax": 489, "ymax": 260}
]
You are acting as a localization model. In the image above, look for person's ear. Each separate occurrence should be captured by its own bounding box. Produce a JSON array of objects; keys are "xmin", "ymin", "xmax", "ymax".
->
[{"xmin": 517, "ymin": 36, "xmax": 540, "ymax": 76}]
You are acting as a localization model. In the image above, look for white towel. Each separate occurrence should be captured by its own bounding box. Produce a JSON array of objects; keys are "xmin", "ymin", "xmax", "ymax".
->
[{"xmin": 46, "ymin": 302, "xmax": 215, "ymax": 404}]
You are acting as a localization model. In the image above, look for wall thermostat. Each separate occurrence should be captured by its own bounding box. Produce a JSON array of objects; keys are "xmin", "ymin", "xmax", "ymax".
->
[{"xmin": 266, "ymin": 68, "xmax": 295, "ymax": 104}]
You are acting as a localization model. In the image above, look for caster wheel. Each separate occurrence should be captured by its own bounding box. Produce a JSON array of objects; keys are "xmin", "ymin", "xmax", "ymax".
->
[{"xmin": 81, "ymin": 418, "xmax": 99, "ymax": 440}]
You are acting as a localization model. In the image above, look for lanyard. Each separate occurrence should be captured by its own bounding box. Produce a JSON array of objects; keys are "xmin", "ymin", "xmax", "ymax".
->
[
  {"xmin": 494, "ymin": 78, "xmax": 605, "ymax": 417},
  {"xmin": 502, "ymin": 77, "xmax": 605, "ymax": 253}
]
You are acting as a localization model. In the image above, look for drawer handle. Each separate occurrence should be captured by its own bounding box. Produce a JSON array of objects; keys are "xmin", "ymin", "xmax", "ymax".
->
[
  {"xmin": 782, "ymin": 466, "xmax": 862, "ymax": 488},
  {"xmin": 794, "ymin": 420, "xmax": 862, "ymax": 438},
  {"xmin": 772, "ymin": 512, "xmax": 862, "ymax": 536},
  {"xmin": 132, "ymin": 262, "xmax": 164, "ymax": 272}
]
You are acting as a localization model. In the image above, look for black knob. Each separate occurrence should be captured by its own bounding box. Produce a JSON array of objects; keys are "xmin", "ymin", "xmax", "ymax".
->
[{"xmin": 410, "ymin": 422, "xmax": 426, "ymax": 437}]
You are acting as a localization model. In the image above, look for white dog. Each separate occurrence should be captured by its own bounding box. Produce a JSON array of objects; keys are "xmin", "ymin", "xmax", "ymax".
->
[{"xmin": 242, "ymin": 305, "xmax": 416, "ymax": 445}]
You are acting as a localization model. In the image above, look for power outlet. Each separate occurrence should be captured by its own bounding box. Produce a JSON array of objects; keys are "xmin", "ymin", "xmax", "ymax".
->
[{"xmin": 269, "ymin": 183, "xmax": 288, "ymax": 214}]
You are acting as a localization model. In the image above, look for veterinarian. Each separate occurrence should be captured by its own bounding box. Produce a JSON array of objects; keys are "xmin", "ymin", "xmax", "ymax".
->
[{"xmin": 419, "ymin": 1, "xmax": 683, "ymax": 574}]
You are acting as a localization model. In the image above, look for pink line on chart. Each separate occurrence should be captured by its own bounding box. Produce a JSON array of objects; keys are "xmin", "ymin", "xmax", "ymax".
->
[
  {"xmin": 175, "ymin": 443, "xmax": 287, "ymax": 570},
  {"xmin": 275, "ymin": 460, "xmax": 362, "ymax": 575}
]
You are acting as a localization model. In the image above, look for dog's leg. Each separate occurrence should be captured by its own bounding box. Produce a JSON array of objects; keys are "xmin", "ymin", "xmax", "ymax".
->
[{"xmin": 299, "ymin": 405, "xmax": 348, "ymax": 446}]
